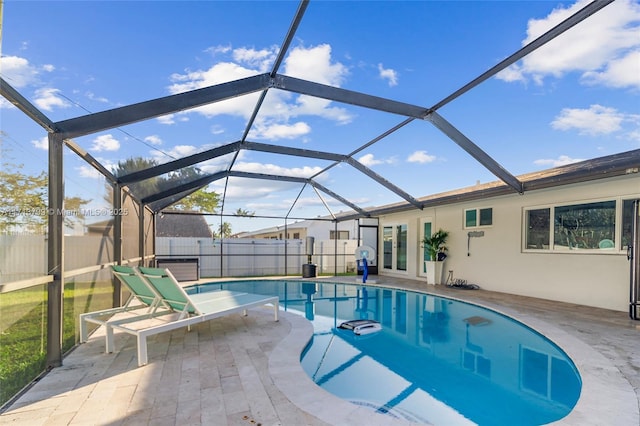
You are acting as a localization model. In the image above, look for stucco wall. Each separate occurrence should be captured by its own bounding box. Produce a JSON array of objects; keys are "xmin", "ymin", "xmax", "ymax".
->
[{"xmin": 378, "ymin": 173, "xmax": 639, "ymax": 312}]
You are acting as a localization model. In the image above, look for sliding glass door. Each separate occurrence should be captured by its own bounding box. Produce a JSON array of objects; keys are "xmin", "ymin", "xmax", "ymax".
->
[{"xmin": 382, "ymin": 224, "xmax": 407, "ymax": 272}]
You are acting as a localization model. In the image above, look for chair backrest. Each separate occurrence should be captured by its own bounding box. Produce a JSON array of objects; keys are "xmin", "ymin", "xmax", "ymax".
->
[
  {"xmin": 138, "ymin": 267, "xmax": 196, "ymax": 315},
  {"xmin": 112, "ymin": 265, "xmax": 161, "ymax": 307}
]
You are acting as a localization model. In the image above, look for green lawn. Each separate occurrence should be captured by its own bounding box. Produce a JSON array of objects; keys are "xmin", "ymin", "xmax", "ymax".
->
[{"xmin": 0, "ymin": 282, "xmax": 113, "ymax": 407}]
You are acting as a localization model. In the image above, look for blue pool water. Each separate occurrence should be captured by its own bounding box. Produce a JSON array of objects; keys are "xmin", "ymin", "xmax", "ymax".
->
[{"xmin": 188, "ymin": 280, "xmax": 581, "ymax": 425}]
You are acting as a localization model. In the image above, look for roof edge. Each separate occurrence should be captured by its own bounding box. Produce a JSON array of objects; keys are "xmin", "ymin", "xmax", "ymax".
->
[{"xmin": 336, "ymin": 148, "xmax": 640, "ymax": 221}]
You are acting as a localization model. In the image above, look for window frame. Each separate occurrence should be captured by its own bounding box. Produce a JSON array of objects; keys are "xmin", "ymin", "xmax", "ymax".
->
[
  {"xmin": 522, "ymin": 196, "xmax": 635, "ymax": 254},
  {"xmin": 464, "ymin": 207, "xmax": 493, "ymax": 229}
]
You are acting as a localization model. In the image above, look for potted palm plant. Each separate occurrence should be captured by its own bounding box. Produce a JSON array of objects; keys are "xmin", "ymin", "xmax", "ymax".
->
[{"xmin": 422, "ymin": 228, "xmax": 449, "ymax": 284}]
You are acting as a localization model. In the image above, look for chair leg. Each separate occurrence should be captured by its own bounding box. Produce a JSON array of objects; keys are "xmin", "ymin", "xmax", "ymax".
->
[
  {"xmin": 106, "ymin": 326, "xmax": 115, "ymax": 353},
  {"xmin": 137, "ymin": 334, "xmax": 148, "ymax": 366},
  {"xmin": 79, "ymin": 316, "xmax": 88, "ymax": 343}
]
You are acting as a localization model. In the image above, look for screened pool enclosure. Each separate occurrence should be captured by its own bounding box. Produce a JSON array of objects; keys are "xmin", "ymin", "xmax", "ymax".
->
[{"xmin": 1, "ymin": 0, "xmax": 638, "ymax": 408}]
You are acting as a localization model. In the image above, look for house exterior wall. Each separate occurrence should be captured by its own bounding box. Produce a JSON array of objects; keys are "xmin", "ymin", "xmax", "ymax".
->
[
  {"xmin": 377, "ymin": 173, "xmax": 639, "ymax": 312},
  {"xmin": 243, "ymin": 227, "xmax": 308, "ymax": 240},
  {"xmin": 238, "ymin": 220, "xmax": 358, "ymax": 241}
]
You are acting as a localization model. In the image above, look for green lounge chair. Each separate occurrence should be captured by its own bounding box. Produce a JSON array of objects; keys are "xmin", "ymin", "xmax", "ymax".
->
[
  {"xmin": 79, "ymin": 265, "xmax": 172, "ymax": 346},
  {"xmin": 105, "ymin": 266, "xmax": 279, "ymax": 366}
]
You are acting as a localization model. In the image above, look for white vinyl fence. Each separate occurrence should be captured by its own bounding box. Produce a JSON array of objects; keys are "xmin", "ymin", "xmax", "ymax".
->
[
  {"xmin": 1, "ymin": 235, "xmax": 47, "ymax": 283},
  {"xmin": 1, "ymin": 235, "xmax": 114, "ymax": 283},
  {"xmin": 1, "ymin": 235, "xmax": 360, "ymax": 284},
  {"xmin": 156, "ymin": 238, "xmax": 361, "ymax": 278}
]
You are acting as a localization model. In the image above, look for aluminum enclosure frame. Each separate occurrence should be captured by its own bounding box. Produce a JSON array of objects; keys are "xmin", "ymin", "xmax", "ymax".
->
[{"xmin": 0, "ymin": 0, "xmax": 628, "ymax": 369}]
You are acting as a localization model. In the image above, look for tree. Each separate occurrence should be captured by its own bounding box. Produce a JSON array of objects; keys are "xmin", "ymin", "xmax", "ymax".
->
[
  {"xmin": 112, "ymin": 157, "xmax": 160, "ymax": 200},
  {"xmin": 113, "ymin": 157, "xmax": 221, "ymax": 213},
  {"xmin": 171, "ymin": 188, "xmax": 220, "ymax": 213},
  {"xmin": 0, "ymin": 158, "xmax": 91, "ymax": 234},
  {"xmin": 214, "ymin": 222, "xmax": 233, "ymax": 238},
  {"xmin": 63, "ymin": 195, "xmax": 93, "ymax": 230},
  {"xmin": 233, "ymin": 208, "xmax": 255, "ymax": 217},
  {"xmin": 0, "ymin": 161, "xmax": 48, "ymax": 233}
]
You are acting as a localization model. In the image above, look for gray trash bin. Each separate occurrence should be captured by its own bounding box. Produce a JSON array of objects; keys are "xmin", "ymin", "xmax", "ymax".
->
[{"xmin": 302, "ymin": 263, "xmax": 317, "ymax": 278}]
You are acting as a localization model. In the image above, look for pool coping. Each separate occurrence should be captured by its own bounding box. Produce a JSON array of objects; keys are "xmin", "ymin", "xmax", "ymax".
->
[{"xmin": 268, "ymin": 281, "xmax": 640, "ymax": 426}]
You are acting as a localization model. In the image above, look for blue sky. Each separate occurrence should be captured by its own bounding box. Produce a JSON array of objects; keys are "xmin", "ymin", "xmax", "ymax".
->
[{"xmin": 1, "ymin": 0, "xmax": 639, "ymax": 232}]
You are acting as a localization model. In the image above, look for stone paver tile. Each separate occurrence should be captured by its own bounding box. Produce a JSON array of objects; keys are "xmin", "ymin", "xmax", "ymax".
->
[
  {"xmin": 148, "ymin": 415, "xmax": 178, "ymax": 426},
  {"xmin": 0, "ymin": 406, "xmax": 52, "ymax": 426},
  {"xmin": 121, "ymin": 408, "xmax": 152, "ymax": 425},
  {"xmin": 175, "ymin": 396, "xmax": 201, "ymax": 425},
  {"xmin": 200, "ymin": 387, "xmax": 226, "ymax": 425},
  {"xmin": 222, "ymin": 390, "xmax": 250, "ymax": 415},
  {"xmin": 150, "ymin": 397, "xmax": 178, "ymax": 420},
  {"xmin": 220, "ymin": 374, "xmax": 243, "ymax": 394}
]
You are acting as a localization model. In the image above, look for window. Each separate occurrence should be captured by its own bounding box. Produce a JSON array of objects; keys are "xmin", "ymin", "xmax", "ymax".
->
[
  {"xmin": 524, "ymin": 199, "xmax": 627, "ymax": 252},
  {"xmin": 465, "ymin": 207, "xmax": 492, "ymax": 228},
  {"xmin": 293, "ymin": 232, "xmax": 300, "ymax": 239},
  {"xmin": 330, "ymin": 230, "xmax": 349, "ymax": 240},
  {"xmin": 555, "ymin": 201, "xmax": 615, "ymax": 250},
  {"xmin": 525, "ymin": 208, "xmax": 550, "ymax": 249}
]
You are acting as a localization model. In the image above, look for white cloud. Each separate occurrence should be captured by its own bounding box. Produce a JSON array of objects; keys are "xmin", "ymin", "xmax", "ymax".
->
[
  {"xmin": 210, "ymin": 162, "xmax": 327, "ymax": 202},
  {"xmin": 204, "ymin": 44, "xmax": 232, "ymax": 56},
  {"xmin": 0, "ymin": 56, "xmax": 38, "ymax": 88},
  {"xmin": 235, "ymin": 161, "xmax": 323, "ymax": 178},
  {"xmin": 144, "ymin": 135, "xmax": 163, "ymax": 146},
  {"xmin": 581, "ymin": 50, "xmax": 640, "ymax": 89},
  {"xmin": 358, "ymin": 153, "xmax": 397, "ymax": 167},
  {"xmin": 157, "ymin": 114, "xmax": 176, "ymax": 125},
  {"xmin": 169, "ymin": 61, "xmax": 258, "ymax": 93},
  {"xmin": 284, "ymin": 44, "xmax": 349, "ymax": 86},
  {"xmin": 77, "ymin": 165, "xmax": 103, "ymax": 179},
  {"xmin": 168, "ymin": 62, "xmax": 264, "ymax": 120},
  {"xmin": 534, "ymin": 155, "xmax": 585, "ymax": 167},
  {"xmin": 497, "ymin": 0, "xmax": 640, "ymax": 89},
  {"xmin": 551, "ymin": 104, "xmax": 625, "ymax": 135},
  {"xmin": 238, "ymin": 195, "xmax": 346, "ymax": 216},
  {"xmin": 251, "ymin": 121, "xmax": 311, "ymax": 140},
  {"xmin": 407, "ymin": 150, "xmax": 436, "ymax": 164},
  {"xmin": 150, "ymin": 143, "xmax": 240, "ymax": 171},
  {"xmin": 210, "ymin": 124, "xmax": 225, "ymax": 135},
  {"xmin": 161, "ymin": 144, "xmax": 198, "ymax": 158},
  {"xmin": 0, "ymin": 98, "xmax": 15, "ymax": 110},
  {"xmin": 628, "ymin": 128, "xmax": 640, "ymax": 143},
  {"xmin": 90, "ymin": 134, "xmax": 120, "ymax": 152},
  {"xmin": 378, "ymin": 63, "xmax": 398, "ymax": 87},
  {"xmin": 358, "ymin": 153, "xmax": 382, "ymax": 167},
  {"xmin": 166, "ymin": 44, "xmax": 353, "ymax": 136},
  {"xmin": 232, "ymin": 46, "xmax": 279, "ymax": 72},
  {"xmin": 289, "ymin": 95, "xmax": 353, "ymax": 125},
  {"xmin": 32, "ymin": 136, "xmax": 48, "ymax": 150},
  {"xmin": 34, "ymin": 87, "xmax": 71, "ymax": 111},
  {"xmin": 85, "ymin": 91, "xmax": 109, "ymax": 103}
]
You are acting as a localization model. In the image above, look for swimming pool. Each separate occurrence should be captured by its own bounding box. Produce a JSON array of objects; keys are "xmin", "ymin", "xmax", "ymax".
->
[{"xmin": 188, "ymin": 280, "xmax": 581, "ymax": 425}]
